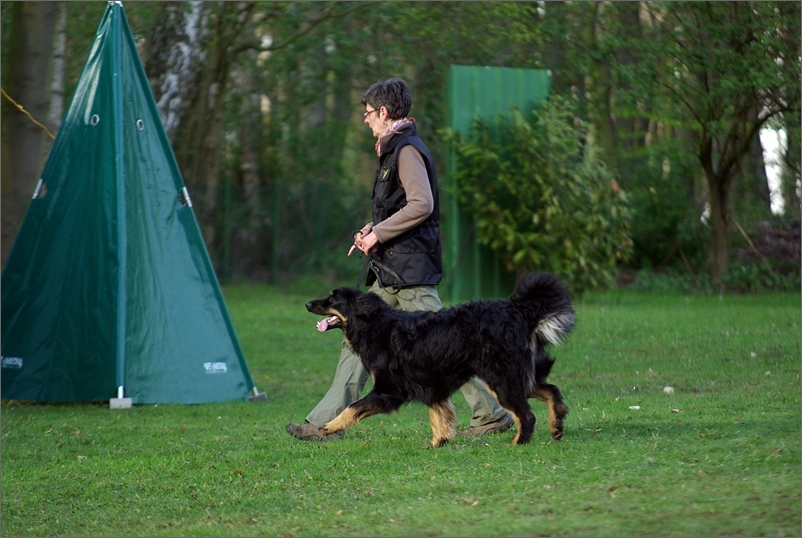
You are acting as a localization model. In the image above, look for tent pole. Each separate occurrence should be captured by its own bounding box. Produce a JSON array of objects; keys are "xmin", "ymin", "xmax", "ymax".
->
[{"xmin": 111, "ymin": 2, "xmax": 129, "ymax": 408}]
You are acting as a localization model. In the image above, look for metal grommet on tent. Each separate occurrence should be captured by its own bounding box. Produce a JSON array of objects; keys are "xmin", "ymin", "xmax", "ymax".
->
[
  {"xmin": 32, "ymin": 178, "xmax": 48, "ymax": 199},
  {"xmin": 177, "ymin": 186, "xmax": 193, "ymax": 207},
  {"xmin": 136, "ymin": 119, "xmax": 144, "ymax": 131},
  {"xmin": 90, "ymin": 114, "xmax": 100, "ymax": 126}
]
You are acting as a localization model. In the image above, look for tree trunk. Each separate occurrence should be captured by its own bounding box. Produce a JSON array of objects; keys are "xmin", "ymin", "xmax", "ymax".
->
[
  {"xmin": 580, "ymin": 3, "xmax": 617, "ymax": 170},
  {"xmin": 1, "ymin": 2, "xmax": 58, "ymax": 267},
  {"xmin": 613, "ymin": 2, "xmax": 647, "ymax": 155},
  {"xmin": 705, "ymin": 167, "xmax": 731, "ymax": 280},
  {"xmin": 175, "ymin": 2, "xmax": 254, "ymax": 266},
  {"xmin": 144, "ymin": 2, "xmax": 252, "ymax": 268},
  {"xmin": 781, "ymin": 126, "xmax": 800, "ymax": 219},
  {"xmin": 732, "ymin": 106, "xmax": 772, "ymax": 221},
  {"xmin": 232, "ymin": 67, "xmax": 270, "ymax": 279},
  {"xmin": 541, "ymin": 2, "xmax": 569, "ymax": 94},
  {"xmin": 144, "ymin": 1, "xmax": 207, "ymax": 143},
  {"xmin": 676, "ymin": 127, "xmax": 708, "ymax": 213},
  {"xmin": 48, "ymin": 3, "xmax": 67, "ymax": 134},
  {"xmin": 700, "ymin": 127, "xmax": 735, "ymax": 281}
]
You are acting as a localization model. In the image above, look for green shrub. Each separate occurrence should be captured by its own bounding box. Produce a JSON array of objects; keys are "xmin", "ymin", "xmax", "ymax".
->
[
  {"xmin": 442, "ymin": 96, "xmax": 632, "ymax": 296},
  {"xmin": 628, "ymin": 259, "xmax": 800, "ymax": 294}
]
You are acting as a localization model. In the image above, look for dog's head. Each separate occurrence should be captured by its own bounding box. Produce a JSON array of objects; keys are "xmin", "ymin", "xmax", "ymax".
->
[
  {"xmin": 305, "ymin": 287, "xmax": 361, "ymax": 332},
  {"xmin": 306, "ymin": 287, "xmax": 385, "ymax": 333}
]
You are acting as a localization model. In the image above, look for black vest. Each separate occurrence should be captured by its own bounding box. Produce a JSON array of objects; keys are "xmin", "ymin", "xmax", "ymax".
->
[{"xmin": 367, "ymin": 124, "xmax": 443, "ymax": 290}]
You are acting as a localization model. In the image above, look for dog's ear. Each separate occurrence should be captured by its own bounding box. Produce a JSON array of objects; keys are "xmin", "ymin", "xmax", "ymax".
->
[
  {"xmin": 330, "ymin": 287, "xmax": 362, "ymax": 310},
  {"xmin": 355, "ymin": 291, "xmax": 386, "ymax": 317},
  {"xmin": 331, "ymin": 287, "xmax": 355, "ymax": 305}
]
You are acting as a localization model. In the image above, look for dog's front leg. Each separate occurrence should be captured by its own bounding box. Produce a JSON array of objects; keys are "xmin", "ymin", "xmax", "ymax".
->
[
  {"xmin": 428, "ymin": 399, "xmax": 457, "ymax": 447},
  {"xmin": 321, "ymin": 406, "xmax": 362, "ymax": 435},
  {"xmin": 320, "ymin": 390, "xmax": 404, "ymax": 435}
]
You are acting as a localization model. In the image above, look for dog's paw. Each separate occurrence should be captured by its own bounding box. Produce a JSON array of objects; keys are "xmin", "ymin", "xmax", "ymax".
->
[
  {"xmin": 549, "ymin": 419, "xmax": 565, "ymax": 440},
  {"xmin": 550, "ymin": 404, "xmax": 568, "ymax": 440},
  {"xmin": 320, "ymin": 424, "xmax": 337, "ymax": 435},
  {"xmin": 431, "ymin": 437, "xmax": 450, "ymax": 448}
]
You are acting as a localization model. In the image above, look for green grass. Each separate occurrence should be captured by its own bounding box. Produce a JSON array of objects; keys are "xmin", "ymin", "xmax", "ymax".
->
[{"xmin": 2, "ymin": 282, "xmax": 799, "ymax": 536}]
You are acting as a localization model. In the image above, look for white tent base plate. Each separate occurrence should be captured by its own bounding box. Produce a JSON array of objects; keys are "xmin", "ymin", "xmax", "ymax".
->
[
  {"xmin": 249, "ymin": 390, "xmax": 267, "ymax": 403},
  {"xmin": 109, "ymin": 397, "xmax": 132, "ymax": 409}
]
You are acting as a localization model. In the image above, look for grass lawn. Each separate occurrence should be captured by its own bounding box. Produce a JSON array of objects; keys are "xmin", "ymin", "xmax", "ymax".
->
[{"xmin": 2, "ymin": 279, "xmax": 799, "ymax": 536}]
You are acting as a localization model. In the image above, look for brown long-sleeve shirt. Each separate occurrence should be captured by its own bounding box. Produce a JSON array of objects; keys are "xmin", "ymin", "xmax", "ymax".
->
[{"xmin": 368, "ymin": 145, "xmax": 433, "ymax": 244}]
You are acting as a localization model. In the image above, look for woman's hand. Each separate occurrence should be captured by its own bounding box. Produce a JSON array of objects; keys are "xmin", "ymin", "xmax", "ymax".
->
[{"xmin": 348, "ymin": 230, "xmax": 379, "ymax": 256}]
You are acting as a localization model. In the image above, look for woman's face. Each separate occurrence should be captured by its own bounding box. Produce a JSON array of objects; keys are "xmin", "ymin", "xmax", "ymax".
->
[{"xmin": 364, "ymin": 105, "xmax": 386, "ymax": 139}]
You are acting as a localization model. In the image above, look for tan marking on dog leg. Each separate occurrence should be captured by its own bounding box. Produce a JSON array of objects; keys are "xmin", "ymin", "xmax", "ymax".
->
[
  {"xmin": 321, "ymin": 407, "xmax": 359, "ymax": 435},
  {"xmin": 531, "ymin": 387, "xmax": 566, "ymax": 440},
  {"xmin": 483, "ymin": 387, "xmax": 524, "ymax": 445},
  {"xmin": 483, "ymin": 387, "xmax": 519, "ymax": 443},
  {"xmin": 428, "ymin": 407, "xmax": 446, "ymax": 447},
  {"xmin": 428, "ymin": 400, "xmax": 457, "ymax": 447},
  {"xmin": 505, "ymin": 411, "xmax": 522, "ymax": 445},
  {"xmin": 481, "ymin": 382, "xmax": 535, "ymax": 445}
]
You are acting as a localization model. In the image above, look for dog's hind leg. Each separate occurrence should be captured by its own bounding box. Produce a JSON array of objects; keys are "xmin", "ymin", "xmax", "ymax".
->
[
  {"xmin": 428, "ymin": 399, "xmax": 457, "ymax": 447},
  {"xmin": 481, "ymin": 371, "xmax": 536, "ymax": 445},
  {"xmin": 505, "ymin": 404, "xmax": 536, "ymax": 445},
  {"xmin": 530, "ymin": 383, "xmax": 568, "ymax": 440},
  {"xmin": 485, "ymin": 384, "xmax": 536, "ymax": 445}
]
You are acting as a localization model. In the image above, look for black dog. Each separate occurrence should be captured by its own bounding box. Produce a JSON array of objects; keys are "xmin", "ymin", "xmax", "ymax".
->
[{"xmin": 305, "ymin": 272, "xmax": 575, "ymax": 447}]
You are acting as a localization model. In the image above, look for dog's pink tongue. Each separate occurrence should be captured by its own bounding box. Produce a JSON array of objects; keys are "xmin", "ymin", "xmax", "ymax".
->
[{"xmin": 316, "ymin": 319, "xmax": 329, "ymax": 332}]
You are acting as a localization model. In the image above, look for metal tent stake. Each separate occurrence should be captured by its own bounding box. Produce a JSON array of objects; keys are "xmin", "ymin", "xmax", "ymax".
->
[{"xmin": 249, "ymin": 386, "xmax": 267, "ymax": 402}]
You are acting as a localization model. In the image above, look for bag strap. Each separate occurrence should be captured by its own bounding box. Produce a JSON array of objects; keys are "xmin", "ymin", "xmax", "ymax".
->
[
  {"xmin": 368, "ymin": 256, "xmax": 402, "ymax": 295},
  {"xmin": 356, "ymin": 253, "xmax": 371, "ymax": 289},
  {"xmin": 355, "ymin": 252, "xmax": 403, "ymax": 295}
]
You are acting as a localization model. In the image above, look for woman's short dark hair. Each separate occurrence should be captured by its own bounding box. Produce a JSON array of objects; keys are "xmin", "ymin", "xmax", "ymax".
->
[{"xmin": 360, "ymin": 78, "xmax": 412, "ymax": 119}]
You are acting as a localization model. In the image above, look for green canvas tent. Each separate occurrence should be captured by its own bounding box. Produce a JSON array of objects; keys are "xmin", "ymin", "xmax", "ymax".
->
[{"xmin": 1, "ymin": 1, "xmax": 259, "ymax": 405}]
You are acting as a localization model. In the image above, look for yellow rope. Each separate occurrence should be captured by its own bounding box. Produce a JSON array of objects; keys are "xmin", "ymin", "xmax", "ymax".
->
[
  {"xmin": 732, "ymin": 216, "xmax": 772, "ymax": 269},
  {"xmin": 1, "ymin": 87, "xmax": 56, "ymax": 140}
]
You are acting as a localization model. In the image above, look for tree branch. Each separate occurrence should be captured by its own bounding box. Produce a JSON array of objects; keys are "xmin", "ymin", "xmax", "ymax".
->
[{"xmin": 230, "ymin": 2, "xmax": 374, "ymax": 56}]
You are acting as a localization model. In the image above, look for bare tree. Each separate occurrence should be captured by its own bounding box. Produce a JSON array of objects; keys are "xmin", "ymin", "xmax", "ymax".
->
[
  {"xmin": 637, "ymin": 2, "xmax": 799, "ymax": 279},
  {"xmin": 144, "ymin": 1, "xmax": 208, "ymax": 142},
  {"xmin": 48, "ymin": 2, "xmax": 67, "ymax": 134},
  {"xmin": 1, "ymin": 2, "xmax": 59, "ymax": 266}
]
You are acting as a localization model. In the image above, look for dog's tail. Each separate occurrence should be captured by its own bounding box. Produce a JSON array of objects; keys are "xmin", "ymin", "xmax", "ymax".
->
[{"xmin": 510, "ymin": 272, "xmax": 575, "ymax": 347}]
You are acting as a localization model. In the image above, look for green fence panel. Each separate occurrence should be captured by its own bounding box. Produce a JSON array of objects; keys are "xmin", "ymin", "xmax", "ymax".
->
[{"xmin": 442, "ymin": 65, "xmax": 551, "ymax": 301}]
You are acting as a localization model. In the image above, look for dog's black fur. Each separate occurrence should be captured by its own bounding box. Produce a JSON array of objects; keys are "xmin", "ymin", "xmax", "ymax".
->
[{"xmin": 305, "ymin": 272, "xmax": 575, "ymax": 446}]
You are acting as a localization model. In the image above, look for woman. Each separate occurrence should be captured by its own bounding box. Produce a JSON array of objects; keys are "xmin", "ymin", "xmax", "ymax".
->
[{"xmin": 286, "ymin": 78, "xmax": 512, "ymax": 441}]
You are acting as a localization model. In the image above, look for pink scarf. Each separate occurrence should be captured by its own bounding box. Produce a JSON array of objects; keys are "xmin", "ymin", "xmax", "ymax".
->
[{"xmin": 375, "ymin": 118, "xmax": 415, "ymax": 156}]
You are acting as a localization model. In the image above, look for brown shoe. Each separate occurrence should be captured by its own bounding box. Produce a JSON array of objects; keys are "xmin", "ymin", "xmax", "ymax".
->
[
  {"xmin": 461, "ymin": 414, "xmax": 514, "ymax": 437},
  {"xmin": 285, "ymin": 422, "xmax": 344, "ymax": 442}
]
